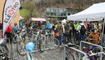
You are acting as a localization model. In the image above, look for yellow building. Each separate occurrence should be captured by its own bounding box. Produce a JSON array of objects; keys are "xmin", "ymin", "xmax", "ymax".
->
[{"xmin": 0, "ymin": 0, "xmax": 20, "ymax": 27}]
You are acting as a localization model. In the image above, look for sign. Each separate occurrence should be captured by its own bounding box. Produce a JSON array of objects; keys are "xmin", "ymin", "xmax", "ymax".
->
[{"xmin": 3, "ymin": 0, "xmax": 20, "ymax": 36}]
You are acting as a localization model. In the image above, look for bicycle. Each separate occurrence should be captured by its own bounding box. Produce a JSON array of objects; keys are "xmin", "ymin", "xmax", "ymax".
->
[
  {"xmin": 65, "ymin": 44, "xmax": 79, "ymax": 60},
  {"xmin": 17, "ymin": 31, "xmax": 26, "ymax": 56}
]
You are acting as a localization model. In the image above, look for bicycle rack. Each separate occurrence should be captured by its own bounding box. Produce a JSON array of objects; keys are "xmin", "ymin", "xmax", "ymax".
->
[
  {"xmin": 80, "ymin": 41, "xmax": 103, "ymax": 60},
  {"xmin": 32, "ymin": 32, "xmax": 56, "ymax": 52},
  {"xmin": 64, "ymin": 46, "xmax": 88, "ymax": 60}
]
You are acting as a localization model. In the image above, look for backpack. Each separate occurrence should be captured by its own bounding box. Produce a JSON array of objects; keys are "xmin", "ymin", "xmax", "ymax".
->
[
  {"xmin": 80, "ymin": 26, "xmax": 86, "ymax": 35},
  {"xmin": 65, "ymin": 24, "xmax": 70, "ymax": 34}
]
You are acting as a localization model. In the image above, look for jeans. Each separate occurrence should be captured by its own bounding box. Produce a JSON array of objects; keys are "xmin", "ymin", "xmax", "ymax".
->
[
  {"xmin": 59, "ymin": 34, "xmax": 63, "ymax": 45},
  {"xmin": 55, "ymin": 37, "xmax": 59, "ymax": 45},
  {"xmin": 77, "ymin": 32, "xmax": 81, "ymax": 44},
  {"xmin": 64, "ymin": 34, "xmax": 70, "ymax": 44},
  {"xmin": 80, "ymin": 34, "xmax": 86, "ymax": 41}
]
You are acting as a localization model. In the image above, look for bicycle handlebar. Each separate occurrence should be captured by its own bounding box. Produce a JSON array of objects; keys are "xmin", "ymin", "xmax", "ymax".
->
[{"xmin": 89, "ymin": 52, "xmax": 105, "ymax": 56}]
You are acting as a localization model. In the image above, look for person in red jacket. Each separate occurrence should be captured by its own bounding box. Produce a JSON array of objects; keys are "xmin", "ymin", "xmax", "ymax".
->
[{"xmin": 5, "ymin": 24, "xmax": 12, "ymax": 43}]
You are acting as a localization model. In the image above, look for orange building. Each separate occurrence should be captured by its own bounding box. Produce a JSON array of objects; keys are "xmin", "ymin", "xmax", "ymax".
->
[{"xmin": 0, "ymin": 0, "xmax": 20, "ymax": 27}]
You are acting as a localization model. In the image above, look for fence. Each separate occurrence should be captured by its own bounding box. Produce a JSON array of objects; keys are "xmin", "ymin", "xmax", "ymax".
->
[{"xmin": 31, "ymin": 32, "xmax": 56, "ymax": 52}]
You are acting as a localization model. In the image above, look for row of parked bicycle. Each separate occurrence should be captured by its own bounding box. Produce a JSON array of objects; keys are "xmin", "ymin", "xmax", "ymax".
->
[
  {"xmin": 64, "ymin": 41, "xmax": 105, "ymax": 60},
  {"xmin": 0, "ymin": 29, "xmax": 57, "ymax": 60}
]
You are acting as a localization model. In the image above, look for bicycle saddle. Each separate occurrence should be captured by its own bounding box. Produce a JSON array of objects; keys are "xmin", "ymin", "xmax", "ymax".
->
[{"xmin": 67, "ymin": 43, "xmax": 76, "ymax": 47}]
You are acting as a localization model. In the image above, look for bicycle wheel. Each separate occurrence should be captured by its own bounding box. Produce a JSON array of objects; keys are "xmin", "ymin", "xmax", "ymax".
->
[
  {"xmin": 17, "ymin": 36, "xmax": 26, "ymax": 56},
  {"xmin": 72, "ymin": 51, "xmax": 79, "ymax": 60},
  {"xmin": 68, "ymin": 53, "xmax": 75, "ymax": 60},
  {"xmin": 17, "ymin": 42, "xmax": 26, "ymax": 56},
  {"xmin": 0, "ymin": 45, "xmax": 8, "ymax": 60},
  {"xmin": 66, "ymin": 49, "xmax": 75, "ymax": 60}
]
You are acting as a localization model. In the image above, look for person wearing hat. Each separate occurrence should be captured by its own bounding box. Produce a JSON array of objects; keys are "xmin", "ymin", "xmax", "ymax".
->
[{"xmin": 88, "ymin": 29, "xmax": 100, "ymax": 44}]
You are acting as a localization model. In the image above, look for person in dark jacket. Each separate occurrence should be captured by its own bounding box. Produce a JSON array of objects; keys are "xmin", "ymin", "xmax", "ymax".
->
[
  {"xmin": 5, "ymin": 24, "xmax": 12, "ymax": 43},
  {"xmin": 80, "ymin": 25, "xmax": 86, "ymax": 41},
  {"xmin": 64, "ymin": 21, "xmax": 70, "ymax": 43}
]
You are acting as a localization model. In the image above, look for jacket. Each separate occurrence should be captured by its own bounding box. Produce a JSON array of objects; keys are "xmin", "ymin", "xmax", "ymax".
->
[
  {"xmin": 88, "ymin": 32, "xmax": 100, "ymax": 44},
  {"xmin": 6, "ymin": 24, "xmax": 12, "ymax": 33},
  {"xmin": 56, "ymin": 24, "xmax": 63, "ymax": 34}
]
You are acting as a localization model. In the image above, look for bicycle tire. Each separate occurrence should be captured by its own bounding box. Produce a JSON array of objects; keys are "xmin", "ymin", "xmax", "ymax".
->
[
  {"xmin": 68, "ymin": 52, "xmax": 75, "ymax": 60},
  {"xmin": 71, "ymin": 50, "xmax": 79, "ymax": 60},
  {"xmin": 13, "ymin": 36, "xmax": 17, "ymax": 44},
  {"xmin": 0, "ymin": 45, "xmax": 9, "ymax": 60},
  {"xmin": 17, "ymin": 36, "xmax": 26, "ymax": 56},
  {"xmin": 17, "ymin": 42, "xmax": 26, "ymax": 56},
  {"xmin": 66, "ymin": 49, "xmax": 75, "ymax": 60}
]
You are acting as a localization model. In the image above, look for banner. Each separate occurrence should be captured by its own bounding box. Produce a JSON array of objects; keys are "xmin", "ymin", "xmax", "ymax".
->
[{"xmin": 3, "ymin": 0, "xmax": 20, "ymax": 36}]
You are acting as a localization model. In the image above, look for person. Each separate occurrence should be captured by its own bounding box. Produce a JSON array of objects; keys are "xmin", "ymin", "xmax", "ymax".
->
[
  {"xmin": 73, "ymin": 22, "xmax": 78, "ymax": 42},
  {"xmin": 12, "ymin": 23, "xmax": 19, "ymax": 33},
  {"xmin": 25, "ymin": 22, "xmax": 31, "ymax": 33},
  {"xmin": 77, "ymin": 22, "xmax": 81, "ymax": 44},
  {"xmin": 64, "ymin": 21, "xmax": 70, "ymax": 43},
  {"xmin": 32, "ymin": 22, "xmax": 38, "ymax": 32},
  {"xmin": 56, "ymin": 21, "xmax": 63, "ymax": 46},
  {"xmin": 88, "ymin": 29, "xmax": 100, "ymax": 44},
  {"xmin": 41, "ymin": 22, "xmax": 46, "ymax": 30},
  {"xmin": 84, "ymin": 22, "xmax": 88, "ymax": 29},
  {"xmin": 46, "ymin": 21, "xmax": 50, "ymax": 29},
  {"xmin": 80, "ymin": 24, "xmax": 86, "ymax": 41},
  {"xmin": 38, "ymin": 22, "xmax": 40, "ymax": 28},
  {"xmin": 5, "ymin": 24, "xmax": 12, "ymax": 43},
  {"xmin": 74, "ymin": 22, "xmax": 78, "ymax": 31},
  {"xmin": 69, "ymin": 22, "xmax": 74, "ymax": 42}
]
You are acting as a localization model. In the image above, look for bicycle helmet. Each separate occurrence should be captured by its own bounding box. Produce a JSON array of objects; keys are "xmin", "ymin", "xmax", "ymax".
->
[{"xmin": 25, "ymin": 42, "xmax": 35, "ymax": 52}]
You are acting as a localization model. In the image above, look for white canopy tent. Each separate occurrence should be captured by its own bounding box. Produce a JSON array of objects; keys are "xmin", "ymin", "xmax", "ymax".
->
[
  {"xmin": 62, "ymin": 19, "xmax": 67, "ymax": 24},
  {"xmin": 67, "ymin": 2, "xmax": 105, "ymax": 21}
]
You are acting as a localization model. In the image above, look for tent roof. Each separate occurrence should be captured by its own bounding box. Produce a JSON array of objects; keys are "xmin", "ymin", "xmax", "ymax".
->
[
  {"xmin": 67, "ymin": 2, "xmax": 105, "ymax": 21},
  {"xmin": 62, "ymin": 19, "xmax": 66, "ymax": 24},
  {"xmin": 31, "ymin": 18, "xmax": 46, "ymax": 21}
]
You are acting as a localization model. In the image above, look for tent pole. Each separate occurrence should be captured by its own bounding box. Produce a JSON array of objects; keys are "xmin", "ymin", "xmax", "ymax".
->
[
  {"xmin": 102, "ymin": 19, "xmax": 105, "ymax": 46},
  {"xmin": 86, "ymin": 18, "xmax": 87, "ymax": 24},
  {"xmin": 2, "ymin": 0, "xmax": 7, "ymax": 38}
]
